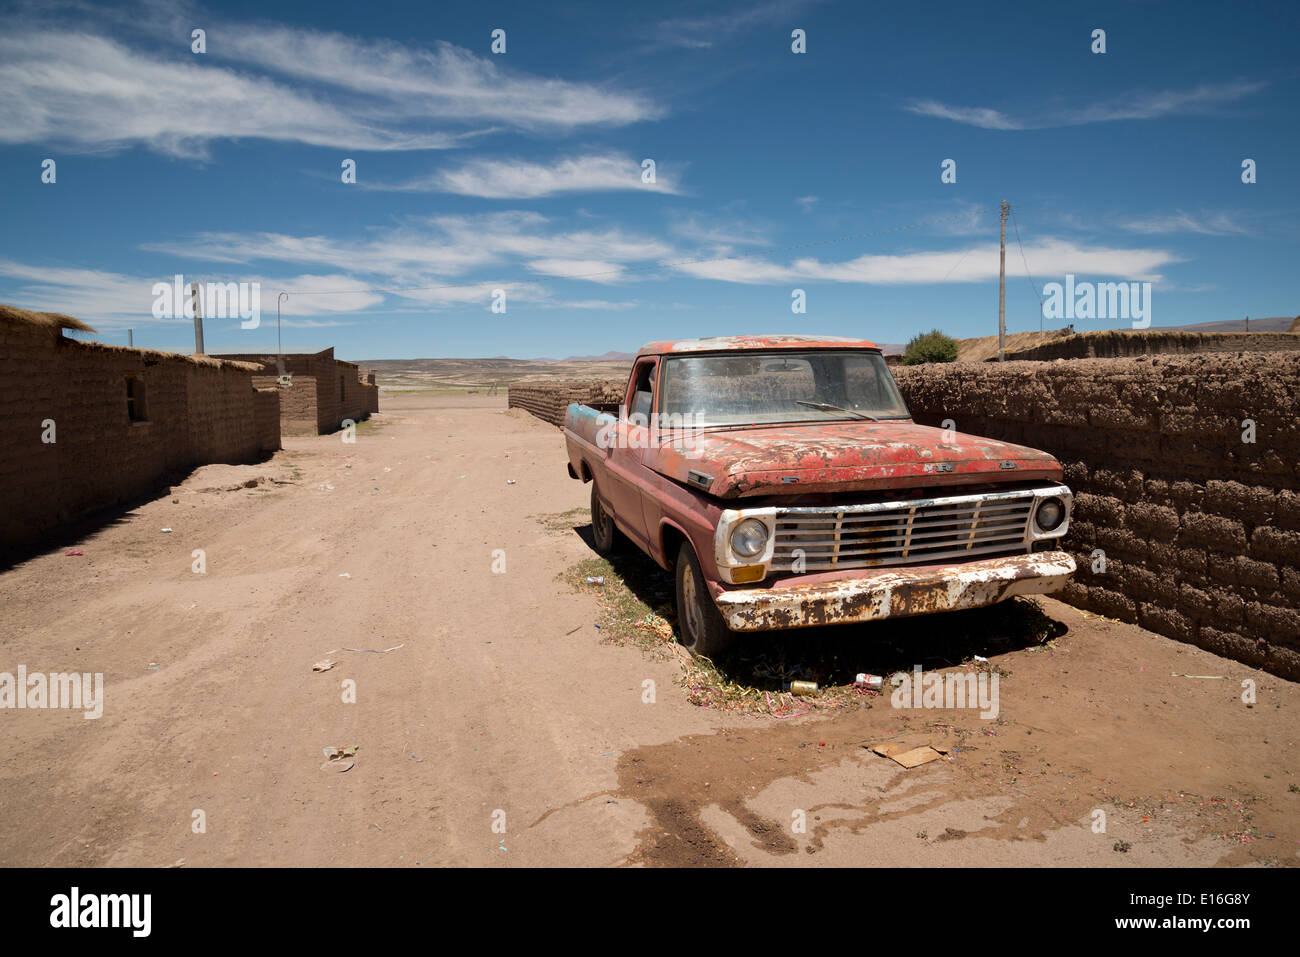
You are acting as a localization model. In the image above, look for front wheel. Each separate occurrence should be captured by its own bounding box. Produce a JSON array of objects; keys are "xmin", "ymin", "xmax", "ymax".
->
[{"xmin": 675, "ymin": 543, "xmax": 735, "ymax": 660}]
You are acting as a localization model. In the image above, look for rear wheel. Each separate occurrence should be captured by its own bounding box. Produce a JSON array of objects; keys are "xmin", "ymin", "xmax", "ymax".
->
[
  {"xmin": 675, "ymin": 543, "xmax": 735, "ymax": 660},
  {"xmin": 590, "ymin": 483, "xmax": 620, "ymax": 555}
]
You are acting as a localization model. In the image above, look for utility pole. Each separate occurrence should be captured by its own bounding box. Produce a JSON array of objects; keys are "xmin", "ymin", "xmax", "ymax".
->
[
  {"xmin": 277, "ymin": 291, "xmax": 289, "ymax": 361},
  {"xmin": 998, "ymin": 199, "xmax": 1008, "ymax": 362},
  {"xmin": 127, "ymin": 329, "xmax": 133, "ymax": 348},
  {"xmin": 190, "ymin": 280, "xmax": 205, "ymax": 354}
]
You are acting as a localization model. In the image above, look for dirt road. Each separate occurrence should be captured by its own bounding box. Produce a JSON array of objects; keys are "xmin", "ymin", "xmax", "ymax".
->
[{"xmin": 1, "ymin": 395, "xmax": 1295, "ymax": 867}]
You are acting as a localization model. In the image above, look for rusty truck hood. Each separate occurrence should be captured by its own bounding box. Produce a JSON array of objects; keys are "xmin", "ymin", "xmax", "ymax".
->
[{"xmin": 654, "ymin": 420, "xmax": 1062, "ymax": 498}]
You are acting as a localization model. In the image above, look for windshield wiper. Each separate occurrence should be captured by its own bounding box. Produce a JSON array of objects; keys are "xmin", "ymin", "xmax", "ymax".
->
[{"xmin": 795, "ymin": 400, "xmax": 878, "ymax": 422}]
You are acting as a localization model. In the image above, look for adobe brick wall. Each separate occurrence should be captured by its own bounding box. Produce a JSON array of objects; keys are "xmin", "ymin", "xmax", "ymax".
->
[
  {"xmin": 1005, "ymin": 330, "xmax": 1300, "ymax": 361},
  {"xmin": 216, "ymin": 348, "xmax": 377, "ymax": 434},
  {"xmin": 507, "ymin": 380, "xmax": 625, "ymax": 427},
  {"xmin": 254, "ymin": 388, "xmax": 282, "ymax": 452},
  {"xmin": 251, "ymin": 375, "xmax": 318, "ymax": 435},
  {"xmin": 359, "ymin": 371, "xmax": 379, "ymax": 416},
  {"xmin": 337, "ymin": 360, "xmax": 372, "ymax": 426},
  {"xmin": 1, "ymin": 322, "xmax": 277, "ymax": 546},
  {"xmin": 894, "ymin": 354, "xmax": 1300, "ymax": 679}
]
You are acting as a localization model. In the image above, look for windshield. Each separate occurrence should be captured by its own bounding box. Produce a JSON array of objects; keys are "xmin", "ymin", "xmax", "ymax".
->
[{"xmin": 658, "ymin": 350, "xmax": 910, "ymax": 427}]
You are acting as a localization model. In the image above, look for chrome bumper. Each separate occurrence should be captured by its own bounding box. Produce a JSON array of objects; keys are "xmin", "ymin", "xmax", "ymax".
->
[{"xmin": 709, "ymin": 550, "xmax": 1075, "ymax": 632}]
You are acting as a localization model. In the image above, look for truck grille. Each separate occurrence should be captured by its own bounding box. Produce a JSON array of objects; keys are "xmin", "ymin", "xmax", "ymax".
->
[{"xmin": 771, "ymin": 489, "xmax": 1037, "ymax": 572}]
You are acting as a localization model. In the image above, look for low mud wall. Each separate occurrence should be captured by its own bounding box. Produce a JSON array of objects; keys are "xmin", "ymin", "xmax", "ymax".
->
[
  {"xmin": 896, "ymin": 354, "xmax": 1300, "ymax": 679},
  {"xmin": 1005, "ymin": 329, "xmax": 1300, "ymax": 361},
  {"xmin": 508, "ymin": 380, "xmax": 624, "ymax": 427}
]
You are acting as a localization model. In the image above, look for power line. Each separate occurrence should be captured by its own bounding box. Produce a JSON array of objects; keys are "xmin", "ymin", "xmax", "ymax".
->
[
  {"xmin": 1010, "ymin": 207, "xmax": 1047, "ymax": 337},
  {"xmin": 943, "ymin": 212, "xmax": 1005, "ymax": 281}
]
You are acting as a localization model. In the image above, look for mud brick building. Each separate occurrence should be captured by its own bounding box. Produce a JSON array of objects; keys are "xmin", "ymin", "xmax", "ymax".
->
[
  {"xmin": 212, "ymin": 348, "xmax": 379, "ymax": 435},
  {"xmin": 0, "ymin": 304, "xmax": 281, "ymax": 546}
]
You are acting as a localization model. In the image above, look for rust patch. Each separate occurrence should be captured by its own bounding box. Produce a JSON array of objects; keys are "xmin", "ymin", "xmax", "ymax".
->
[{"xmin": 713, "ymin": 552, "xmax": 1076, "ymax": 631}]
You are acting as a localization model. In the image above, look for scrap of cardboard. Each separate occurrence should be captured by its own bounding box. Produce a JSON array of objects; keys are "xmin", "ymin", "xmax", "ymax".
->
[
  {"xmin": 868, "ymin": 742, "xmax": 945, "ymax": 768},
  {"xmin": 893, "ymin": 746, "xmax": 944, "ymax": 768},
  {"xmin": 869, "ymin": 741, "xmax": 911, "ymax": 758}
]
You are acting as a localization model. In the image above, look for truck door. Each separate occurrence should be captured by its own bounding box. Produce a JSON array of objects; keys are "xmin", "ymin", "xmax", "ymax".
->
[{"xmin": 602, "ymin": 357, "xmax": 656, "ymax": 548}]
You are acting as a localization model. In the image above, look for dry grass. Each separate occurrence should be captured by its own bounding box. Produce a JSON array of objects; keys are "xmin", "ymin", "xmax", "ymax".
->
[
  {"xmin": 955, "ymin": 328, "xmax": 1073, "ymax": 362},
  {"xmin": 547, "ymin": 506, "xmax": 1068, "ymax": 717},
  {"xmin": 0, "ymin": 303, "xmax": 97, "ymax": 333},
  {"xmin": 67, "ymin": 338, "xmax": 263, "ymax": 371}
]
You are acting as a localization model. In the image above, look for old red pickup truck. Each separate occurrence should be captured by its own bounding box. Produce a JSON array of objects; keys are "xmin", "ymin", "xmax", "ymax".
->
[{"xmin": 564, "ymin": 335, "xmax": 1075, "ymax": 657}]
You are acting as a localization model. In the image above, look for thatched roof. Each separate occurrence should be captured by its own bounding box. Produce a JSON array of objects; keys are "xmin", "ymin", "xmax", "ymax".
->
[
  {"xmin": 0, "ymin": 303, "xmax": 98, "ymax": 333},
  {"xmin": 1, "ymin": 302, "xmax": 263, "ymax": 371},
  {"xmin": 67, "ymin": 338, "xmax": 264, "ymax": 371}
]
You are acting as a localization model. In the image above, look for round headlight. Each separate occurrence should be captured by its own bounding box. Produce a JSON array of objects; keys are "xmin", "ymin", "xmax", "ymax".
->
[
  {"xmin": 1036, "ymin": 497, "xmax": 1065, "ymax": 532},
  {"xmin": 730, "ymin": 518, "xmax": 769, "ymax": 558}
]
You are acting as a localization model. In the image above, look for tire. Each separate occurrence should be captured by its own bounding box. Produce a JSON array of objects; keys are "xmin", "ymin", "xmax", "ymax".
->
[
  {"xmin": 675, "ymin": 542, "xmax": 736, "ymax": 660},
  {"xmin": 590, "ymin": 483, "xmax": 621, "ymax": 555}
]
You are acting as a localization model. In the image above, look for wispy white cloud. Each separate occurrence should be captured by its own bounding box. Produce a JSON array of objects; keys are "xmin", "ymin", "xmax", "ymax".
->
[
  {"xmin": 527, "ymin": 259, "xmax": 628, "ymax": 283},
  {"xmin": 649, "ymin": 0, "xmax": 825, "ymax": 51},
  {"xmin": 0, "ymin": 21, "xmax": 658, "ymax": 157},
  {"xmin": 905, "ymin": 80, "xmax": 1266, "ymax": 130},
  {"xmin": 377, "ymin": 154, "xmax": 682, "ymax": 198},
  {"xmin": 220, "ymin": 27, "xmax": 658, "ymax": 131},
  {"xmin": 144, "ymin": 212, "xmax": 674, "ymax": 284},
  {"xmin": 1120, "ymin": 210, "xmax": 1250, "ymax": 236},
  {"xmin": 544, "ymin": 299, "xmax": 638, "ymax": 311},
  {"xmin": 672, "ymin": 238, "xmax": 1182, "ymax": 285},
  {"xmin": 669, "ymin": 211, "xmax": 771, "ymax": 246},
  {"xmin": 0, "ymin": 260, "xmax": 382, "ymax": 326}
]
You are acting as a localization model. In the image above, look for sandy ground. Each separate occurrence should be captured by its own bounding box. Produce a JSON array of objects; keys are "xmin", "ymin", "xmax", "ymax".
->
[{"xmin": 0, "ymin": 394, "xmax": 1295, "ymax": 867}]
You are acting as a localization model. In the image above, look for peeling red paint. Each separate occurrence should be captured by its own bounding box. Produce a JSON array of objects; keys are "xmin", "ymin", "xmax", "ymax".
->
[
  {"xmin": 637, "ymin": 334, "xmax": 881, "ymax": 357},
  {"xmin": 653, "ymin": 420, "xmax": 1061, "ymax": 498}
]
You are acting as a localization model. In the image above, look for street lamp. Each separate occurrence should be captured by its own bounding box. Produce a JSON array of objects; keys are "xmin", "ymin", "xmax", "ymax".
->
[{"xmin": 277, "ymin": 291, "xmax": 289, "ymax": 361}]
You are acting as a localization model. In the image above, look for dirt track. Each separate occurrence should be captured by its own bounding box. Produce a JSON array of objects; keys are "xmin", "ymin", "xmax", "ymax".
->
[{"xmin": 1, "ymin": 394, "xmax": 1296, "ymax": 867}]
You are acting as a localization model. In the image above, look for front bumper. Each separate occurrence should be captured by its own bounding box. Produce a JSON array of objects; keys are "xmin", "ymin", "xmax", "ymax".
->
[{"xmin": 708, "ymin": 550, "xmax": 1076, "ymax": 632}]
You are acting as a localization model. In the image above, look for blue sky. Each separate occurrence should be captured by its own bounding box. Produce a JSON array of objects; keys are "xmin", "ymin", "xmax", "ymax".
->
[{"xmin": 1, "ymin": 0, "xmax": 1296, "ymax": 359}]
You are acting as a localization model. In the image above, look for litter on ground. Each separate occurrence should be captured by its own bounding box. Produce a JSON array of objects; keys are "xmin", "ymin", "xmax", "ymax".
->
[{"xmin": 868, "ymin": 741, "xmax": 948, "ymax": 768}]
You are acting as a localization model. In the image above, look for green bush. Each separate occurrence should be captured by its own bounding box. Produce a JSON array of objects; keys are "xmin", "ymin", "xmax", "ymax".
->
[{"xmin": 901, "ymin": 329, "xmax": 958, "ymax": 365}]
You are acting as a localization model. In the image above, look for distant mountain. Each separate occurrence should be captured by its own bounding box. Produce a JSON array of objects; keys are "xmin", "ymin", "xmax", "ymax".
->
[{"xmin": 556, "ymin": 350, "xmax": 637, "ymax": 362}]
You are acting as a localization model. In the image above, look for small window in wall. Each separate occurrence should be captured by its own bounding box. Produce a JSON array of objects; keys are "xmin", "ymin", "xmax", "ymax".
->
[
  {"xmin": 340, "ymin": 374, "xmax": 345, "ymax": 401},
  {"xmin": 125, "ymin": 374, "xmax": 148, "ymax": 422}
]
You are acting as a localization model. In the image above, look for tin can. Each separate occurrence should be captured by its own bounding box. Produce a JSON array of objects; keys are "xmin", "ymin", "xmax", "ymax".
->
[
  {"xmin": 788, "ymin": 680, "xmax": 819, "ymax": 696},
  {"xmin": 854, "ymin": 673, "xmax": 883, "ymax": 690}
]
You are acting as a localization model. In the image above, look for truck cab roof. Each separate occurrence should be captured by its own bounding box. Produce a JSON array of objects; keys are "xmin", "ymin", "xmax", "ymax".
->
[{"xmin": 636, "ymin": 335, "xmax": 881, "ymax": 358}]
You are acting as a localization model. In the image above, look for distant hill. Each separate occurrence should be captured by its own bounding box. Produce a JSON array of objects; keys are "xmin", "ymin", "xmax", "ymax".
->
[
  {"xmin": 359, "ymin": 355, "xmax": 633, "ymax": 391},
  {"xmin": 1156, "ymin": 316, "xmax": 1297, "ymax": 333},
  {"xmin": 954, "ymin": 328, "xmax": 1075, "ymax": 362},
  {"xmin": 552, "ymin": 350, "xmax": 637, "ymax": 362}
]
